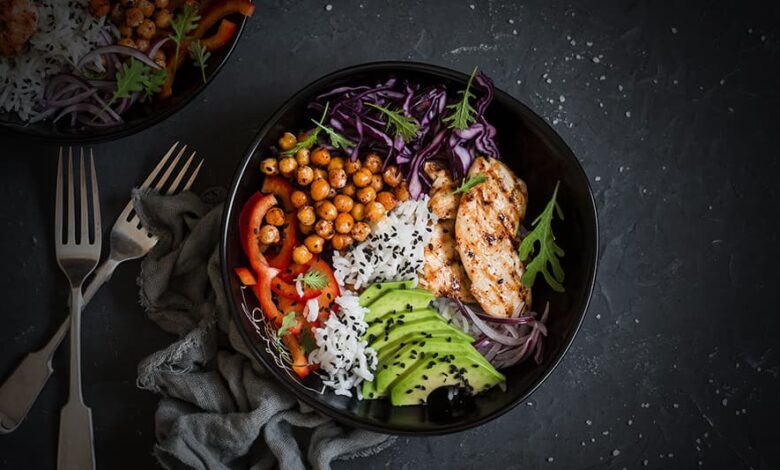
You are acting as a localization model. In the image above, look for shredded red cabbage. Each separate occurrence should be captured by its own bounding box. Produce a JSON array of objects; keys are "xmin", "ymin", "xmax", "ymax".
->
[{"xmin": 308, "ymin": 71, "xmax": 501, "ymax": 198}]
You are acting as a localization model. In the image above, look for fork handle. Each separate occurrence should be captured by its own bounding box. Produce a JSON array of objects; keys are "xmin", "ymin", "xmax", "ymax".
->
[
  {"xmin": 0, "ymin": 257, "xmax": 118, "ymax": 434},
  {"xmin": 58, "ymin": 288, "xmax": 95, "ymax": 470}
]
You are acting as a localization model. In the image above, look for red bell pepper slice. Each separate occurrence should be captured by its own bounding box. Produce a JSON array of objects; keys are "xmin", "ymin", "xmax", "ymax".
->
[
  {"xmin": 234, "ymin": 267, "xmax": 257, "ymax": 285},
  {"xmin": 266, "ymin": 214, "xmax": 296, "ymax": 270},
  {"xmin": 201, "ymin": 19, "xmax": 238, "ymax": 52},
  {"xmin": 194, "ymin": 0, "xmax": 256, "ymax": 39},
  {"xmin": 260, "ymin": 175, "xmax": 294, "ymax": 211},
  {"xmin": 242, "ymin": 193, "xmax": 278, "ymax": 276},
  {"xmin": 279, "ymin": 262, "xmax": 309, "ymax": 282},
  {"xmin": 271, "ymin": 276, "xmax": 321, "ymax": 301},
  {"xmin": 238, "ymin": 192, "xmax": 263, "ymax": 258},
  {"xmin": 309, "ymin": 258, "xmax": 340, "ymax": 324},
  {"xmin": 282, "ymin": 334, "xmax": 310, "ymax": 378}
]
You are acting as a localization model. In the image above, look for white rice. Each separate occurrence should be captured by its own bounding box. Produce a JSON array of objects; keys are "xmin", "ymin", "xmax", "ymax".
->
[
  {"xmin": 0, "ymin": 0, "xmax": 108, "ymax": 120},
  {"xmin": 307, "ymin": 291, "xmax": 377, "ymax": 397},
  {"xmin": 332, "ymin": 196, "xmax": 436, "ymax": 290}
]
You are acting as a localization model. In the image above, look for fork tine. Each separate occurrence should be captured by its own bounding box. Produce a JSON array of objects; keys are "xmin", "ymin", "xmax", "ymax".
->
[
  {"xmin": 182, "ymin": 159, "xmax": 203, "ymax": 191},
  {"xmin": 153, "ymin": 145, "xmax": 186, "ymax": 191},
  {"xmin": 67, "ymin": 148, "xmax": 75, "ymax": 244},
  {"xmin": 164, "ymin": 151, "xmax": 196, "ymax": 195},
  {"xmin": 55, "ymin": 147, "xmax": 64, "ymax": 245},
  {"xmin": 79, "ymin": 149, "xmax": 89, "ymax": 244},
  {"xmin": 90, "ymin": 149, "xmax": 101, "ymax": 247},
  {"xmin": 138, "ymin": 142, "xmax": 179, "ymax": 190}
]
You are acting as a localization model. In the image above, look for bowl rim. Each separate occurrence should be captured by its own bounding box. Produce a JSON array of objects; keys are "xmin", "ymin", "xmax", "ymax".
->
[
  {"xmin": 220, "ymin": 60, "xmax": 599, "ymax": 435},
  {"xmin": 0, "ymin": 15, "xmax": 247, "ymax": 145}
]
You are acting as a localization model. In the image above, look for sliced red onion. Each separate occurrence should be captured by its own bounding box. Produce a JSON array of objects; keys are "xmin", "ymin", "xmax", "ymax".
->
[
  {"xmin": 54, "ymin": 103, "xmax": 115, "ymax": 125},
  {"xmin": 455, "ymin": 299, "xmax": 528, "ymax": 346},
  {"xmin": 79, "ymin": 45, "xmax": 161, "ymax": 71},
  {"xmin": 147, "ymin": 37, "xmax": 170, "ymax": 60},
  {"xmin": 45, "ymin": 88, "xmax": 98, "ymax": 108}
]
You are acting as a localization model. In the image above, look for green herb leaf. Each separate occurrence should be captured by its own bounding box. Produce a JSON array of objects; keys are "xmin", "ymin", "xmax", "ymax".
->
[
  {"xmin": 188, "ymin": 40, "xmax": 210, "ymax": 84},
  {"xmin": 518, "ymin": 181, "xmax": 565, "ymax": 292},
  {"xmin": 277, "ymin": 311, "xmax": 297, "ymax": 339},
  {"xmin": 366, "ymin": 103, "xmax": 420, "ymax": 143},
  {"xmin": 311, "ymin": 119, "xmax": 354, "ymax": 151},
  {"xmin": 141, "ymin": 66, "xmax": 167, "ymax": 100},
  {"xmin": 169, "ymin": 3, "xmax": 200, "ymax": 72},
  {"xmin": 280, "ymin": 103, "xmax": 329, "ymax": 155},
  {"xmin": 110, "ymin": 58, "xmax": 148, "ymax": 106},
  {"xmin": 443, "ymin": 66, "xmax": 478, "ymax": 130},
  {"xmin": 294, "ymin": 269, "xmax": 329, "ymax": 290},
  {"xmin": 299, "ymin": 329, "xmax": 317, "ymax": 354},
  {"xmin": 451, "ymin": 173, "xmax": 486, "ymax": 195}
]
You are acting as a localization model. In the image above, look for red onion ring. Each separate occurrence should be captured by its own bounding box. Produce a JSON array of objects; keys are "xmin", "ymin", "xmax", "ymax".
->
[{"xmin": 79, "ymin": 45, "xmax": 162, "ymax": 71}]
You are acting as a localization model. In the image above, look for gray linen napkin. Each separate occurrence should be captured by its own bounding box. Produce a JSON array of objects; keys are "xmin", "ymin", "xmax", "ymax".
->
[{"xmin": 131, "ymin": 188, "xmax": 395, "ymax": 470}]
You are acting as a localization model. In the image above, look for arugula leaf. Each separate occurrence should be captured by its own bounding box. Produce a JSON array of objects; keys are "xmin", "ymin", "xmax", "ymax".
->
[
  {"xmin": 443, "ymin": 66, "xmax": 478, "ymax": 130},
  {"xmin": 311, "ymin": 119, "xmax": 354, "ymax": 151},
  {"xmin": 280, "ymin": 103, "xmax": 329, "ymax": 155},
  {"xmin": 299, "ymin": 329, "xmax": 317, "ymax": 354},
  {"xmin": 188, "ymin": 40, "xmax": 210, "ymax": 83},
  {"xmin": 109, "ymin": 58, "xmax": 148, "ymax": 106},
  {"xmin": 518, "ymin": 182, "xmax": 565, "ymax": 292},
  {"xmin": 366, "ymin": 103, "xmax": 420, "ymax": 143},
  {"xmin": 169, "ymin": 3, "xmax": 200, "ymax": 72},
  {"xmin": 277, "ymin": 311, "xmax": 297, "ymax": 339},
  {"xmin": 294, "ymin": 269, "xmax": 329, "ymax": 290},
  {"xmin": 451, "ymin": 173, "xmax": 486, "ymax": 195},
  {"xmin": 142, "ymin": 66, "xmax": 167, "ymax": 100}
]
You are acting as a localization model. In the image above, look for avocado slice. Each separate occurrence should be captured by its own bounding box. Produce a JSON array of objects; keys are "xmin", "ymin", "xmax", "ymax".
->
[
  {"xmin": 375, "ymin": 339, "xmax": 490, "ymax": 393},
  {"xmin": 364, "ymin": 289, "xmax": 434, "ymax": 322},
  {"xmin": 389, "ymin": 351, "xmax": 505, "ymax": 406},
  {"xmin": 358, "ymin": 281, "xmax": 416, "ymax": 307},
  {"xmin": 367, "ymin": 318, "xmax": 471, "ymax": 352},
  {"xmin": 365, "ymin": 308, "xmax": 441, "ymax": 340}
]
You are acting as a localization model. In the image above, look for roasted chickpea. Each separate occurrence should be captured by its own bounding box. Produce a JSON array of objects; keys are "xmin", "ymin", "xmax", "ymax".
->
[
  {"xmin": 350, "ymin": 203, "xmax": 365, "ymax": 221},
  {"xmin": 352, "ymin": 168, "xmax": 372, "ymax": 188},
  {"xmin": 341, "ymin": 183, "xmax": 356, "ymax": 197},
  {"xmin": 119, "ymin": 0, "xmax": 135, "ymax": 6},
  {"xmin": 154, "ymin": 9, "xmax": 172, "ymax": 28},
  {"xmin": 299, "ymin": 223, "xmax": 314, "ymax": 235},
  {"xmin": 265, "ymin": 207, "xmax": 286, "ymax": 226},
  {"xmin": 334, "ymin": 213, "xmax": 354, "ymax": 234},
  {"xmin": 328, "ymin": 168, "xmax": 347, "ymax": 189},
  {"xmin": 357, "ymin": 186, "xmax": 376, "ymax": 204},
  {"xmin": 394, "ymin": 182, "xmax": 410, "ymax": 202},
  {"xmin": 278, "ymin": 156, "xmax": 298, "ymax": 177},
  {"xmin": 260, "ymin": 158, "xmax": 278, "ymax": 175},
  {"xmin": 328, "ymin": 156, "xmax": 344, "ymax": 171},
  {"xmin": 125, "ymin": 7, "xmax": 144, "ymax": 26},
  {"xmin": 118, "ymin": 37, "xmax": 136, "ymax": 49},
  {"xmin": 344, "ymin": 158, "xmax": 361, "ymax": 175},
  {"xmin": 296, "ymin": 166, "xmax": 314, "ymax": 186},
  {"xmin": 291, "ymin": 190, "xmax": 309, "ymax": 209},
  {"xmin": 310, "ymin": 179, "xmax": 330, "ymax": 201},
  {"xmin": 292, "ymin": 245, "xmax": 313, "ymax": 264},
  {"xmin": 370, "ymin": 174, "xmax": 383, "ymax": 192},
  {"xmin": 364, "ymin": 153, "xmax": 383, "ymax": 173},
  {"xmin": 135, "ymin": 37, "xmax": 149, "ymax": 52},
  {"xmin": 315, "ymin": 219, "xmax": 335, "ymax": 240},
  {"xmin": 316, "ymin": 201, "xmax": 338, "ymax": 221},
  {"xmin": 138, "ymin": 0, "xmax": 154, "ymax": 16},
  {"xmin": 153, "ymin": 49, "xmax": 166, "ymax": 68},
  {"xmin": 313, "ymin": 168, "xmax": 328, "ymax": 181},
  {"xmin": 278, "ymin": 132, "xmax": 297, "ymax": 151},
  {"xmin": 137, "ymin": 18, "xmax": 156, "ymax": 39},
  {"xmin": 365, "ymin": 201, "xmax": 386, "ymax": 222},
  {"xmin": 304, "ymin": 235, "xmax": 325, "ymax": 254},
  {"xmin": 294, "ymin": 148, "xmax": 310, "ymax": 167},
  {"xmin": 333, "ymin": 194, "xmax": 354, "ymax": 213},
  {"xmin": 332, "ymin": 234, "xmax": 354, "ymax": 251},
  {"xmin": 376, "ymin": 191, "xmax": 398, "ymax": 212},
  {"xmin": 328, "ymin": 187, "xmax": 337, "ymax": 199},
  {"xmin": 259, "ymin": 225, "xmax": 280, "ymax": 245},
  {"xmin": 297, "ymin": 206, "xmax": 316, "ymax": 226},
  {"xmin": 118, "ymin": 24, "xmax": 133, "ymax": 37},
  {"xmin": 311, "ymin": 147, "xmax": 331, "ymax": 166},
  {"xmin": 351, "ymin": 221, "xmax": 371, "ymax": 242},
  {"xmin": 382, "ymin": 165, "xmax": 402, "ymax": 187},
  {"xmin": 154, "ymin": 0, "xmax": 168, "ymax": 8}
]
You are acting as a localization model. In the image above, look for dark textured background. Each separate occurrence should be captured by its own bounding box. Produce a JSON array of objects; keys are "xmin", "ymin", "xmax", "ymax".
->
[{"xmin": 1, "ymin": 0, "xmax": 779, "ymax": 468}]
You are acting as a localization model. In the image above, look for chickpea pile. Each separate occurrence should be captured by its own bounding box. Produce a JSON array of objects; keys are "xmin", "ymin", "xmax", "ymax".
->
[
  {"xmin": 90, "ymin": 0, "xmax": 183, "ymax": 67},
  {"xmin": 260, "ymin": 132, "xmax": 411, "ymax": 265}
]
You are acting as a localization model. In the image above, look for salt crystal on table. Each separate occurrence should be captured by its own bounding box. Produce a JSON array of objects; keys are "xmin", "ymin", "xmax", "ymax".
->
[
  {"xmin": 592, "ymin": 57, "xmax": 601, "ymax": 63},
  {"xmin": 671, "ymin": 27, "xmax": 678, "ymax": 34},
  {"xmin": 586, "ymin": 419, "xmax": 592, "ymax": 425},
  {"xmin": 612, "ymin": 449, "xmax": 621, "ymax": 457},
  {"xmin": 324, "ymin": 4, "xmax": 332, "ymax": 11},
  {"xmin": 722, "ymin": 398, "xmax": 728, "ymax": 406},
  {"xmin": 625, "ymin": 111, "xmax": 631, "ymax": 118},
  {"xmin": 547, "ymin": 457, "xmax": 554, "ymax": 463}
]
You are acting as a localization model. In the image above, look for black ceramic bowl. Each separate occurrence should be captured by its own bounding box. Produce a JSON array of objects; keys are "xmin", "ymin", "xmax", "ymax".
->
[
  {"xmin": 221, "ymin": 61, "xmax": 598, "ymax": 435},
  {"xmin": 0, "ymin": 15, "xmax": 247, "ymax": 144}
]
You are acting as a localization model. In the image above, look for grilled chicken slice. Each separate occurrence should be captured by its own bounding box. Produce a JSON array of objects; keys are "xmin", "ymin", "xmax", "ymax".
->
[
  {"xmin": 420, "ymin": 219, "xmax": 475, "ymax": 302},
  {"xmin": 420, "ymin": 161, "xmax": 474, "ymax": 301},
  {"xmin": 455, "ymin": 157, "xmax": 531, "ymax": 317},
  {"xmin": 0, "ymin": 0, "xmax": 38, "ymax": 57}
]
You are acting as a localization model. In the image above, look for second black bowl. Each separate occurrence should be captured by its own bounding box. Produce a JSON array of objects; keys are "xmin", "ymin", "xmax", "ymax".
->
[{"xmin": 221, "ymin": 61, "xmax": 599, "ymax": 435}]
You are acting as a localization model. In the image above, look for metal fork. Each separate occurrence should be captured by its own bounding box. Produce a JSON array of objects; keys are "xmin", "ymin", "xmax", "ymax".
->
[
  {"xmin": 54, "ymin": 148, "xmax": 102, "ymax": 470},
  {"xmin": 0, "ymin": 143, "xmax": 202, "ymax": 435}
]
